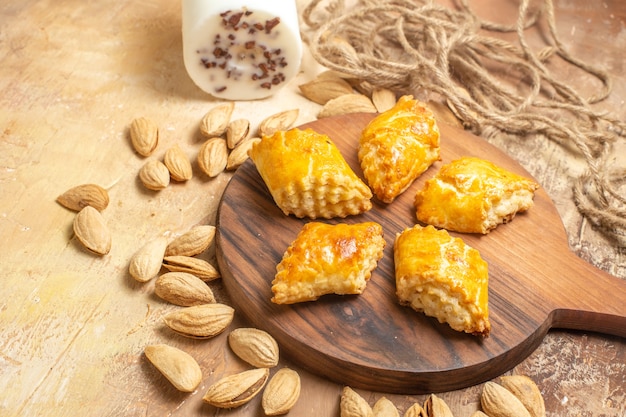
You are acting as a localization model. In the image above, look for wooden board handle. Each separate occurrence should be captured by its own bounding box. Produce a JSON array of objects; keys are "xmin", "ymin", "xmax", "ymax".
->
[{"xmin": 548, "ymin": 251, "xmax": 626, "ymax": 337}]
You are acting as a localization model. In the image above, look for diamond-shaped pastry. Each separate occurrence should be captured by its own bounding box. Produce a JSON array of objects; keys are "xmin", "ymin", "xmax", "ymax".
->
[
  {"xmin": 394, "ymin": 224, "xmax": 490, "ymax": 337},
  {"xmin": 415, "ymin": 156, "xmax": 540, "ymax": 234},
  {"xmin": 249, "ymin": 128, "xmax": 373, "ymax": 219},
  {"xmin": 358, "ymin": 95, "xmax": 441, "ymax": 203},
  {"xmin": 271, "ymin": 222, "xmax": 386, "ymax": 304}
]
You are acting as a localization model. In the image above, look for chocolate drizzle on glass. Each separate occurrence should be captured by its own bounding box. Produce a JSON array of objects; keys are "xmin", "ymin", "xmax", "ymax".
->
[{"xmin": 195, "ymin": 8, "xmax": 289, "ymax": 94}]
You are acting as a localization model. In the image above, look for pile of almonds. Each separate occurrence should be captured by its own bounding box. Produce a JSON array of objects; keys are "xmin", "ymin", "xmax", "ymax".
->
[
  {"xmin": 132, "ymin": 102, "xmax": 300, "ymax": 190},
  {"xmin": 341, "ymin": 374, "xmax": 546, "ymax": 417},
  {"xmin": 57, "ymin": 83, "xmax": 553, "ymax": 416}
]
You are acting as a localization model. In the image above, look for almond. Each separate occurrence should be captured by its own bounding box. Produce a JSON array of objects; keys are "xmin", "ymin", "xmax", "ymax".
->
[
  {"xmin": 57, "ymin": 183, "xmax": 109, "ymax": 212},
  {"xmin": 424, "ymin": 394, "xmax": 454, "ymax": 417},
  {"xmin": 200, "ymin": 102, "xmax": 235, "ymax": 138},
  {"xmin": 203, "ymin": 368, "xmax": 270, "ymax": 408},
  {"xmin": 228, "ymin": 328, "xmax": 279, "ymax": 368},
  {"xmin": 163, "ymin": 303, "xmax": 234, "ymax": 339},
  {"xmin": 340, "ymin": 386, "xmax": 374, "ymax": 417},
  {"xmin": 162, "ymin": 255, "xmax": 221, "ymax": 281},
  {"xmin": 262, "ymin": 368, "xmax": 301, "ymax": 416},
  {"xmin": 130, "ymin": 117, "xmax": 159, "ymax": 156},
  {"xmin": 258, "ymin": 109, "xmax": 299, "ymax": 137},
  {"xmin": 128, "ymin": 236, "xmax": 168, "ymax": 282},
  {"xmin": 164, "ymin": 144, "xmax": 192, "ymax": 182},
  {"xmin": 481, "ymin": 381, "xmax": 532, "ymax": 417},
  {"xmin": 499, "ymin": 375, "xmax": 546, "ymax": 417},
  {"xmin": 373, "ymin": 397, "xmax": 399, "ymax": 417},
  {"xmin": 404, "ymin": 403, "xmax": 427, "ymax": 417},
  {"xmin": 144, "ymin": 344, "xmax": 202, "ymax": 392},
  {"xmin": 154, "ymin": 271, "xmax": 215, "ymax": 306},
  {"xmin": 299, "ymin": 77, "xmax": 354, "ymax": 105},
  {"xmin": 165, "ymin": 225, "xmax": 216, "ymax": 257},
  {"xmin": 198, "ymin": 137, "xmax": 228, "ymax": 178},
  {"xmin": 139, "ymin": 159, "xmax": 170, "ymax": 190},
  {"xmin": 371, "ymin": 88, "xmax": 397, "ymax": 113},
  {"xmin": 226, "ymin": 118, "xmax": 250, "ymax": 149},
  {"xmin": 73, "ymin": 206, "xmax": 111, "ymax": 255},
  {"xmin": 226, "ymin": 137, "xmax": 260, "ymax": 170},
  {"xmin": 318, "ymin": 94, "xmax": 377, "ymax": 118}
]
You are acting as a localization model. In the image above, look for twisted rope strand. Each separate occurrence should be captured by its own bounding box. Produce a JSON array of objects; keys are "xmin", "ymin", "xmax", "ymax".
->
[{"xmin": 302, "ymin": 0, "xmax": 626, "ymax": 241}]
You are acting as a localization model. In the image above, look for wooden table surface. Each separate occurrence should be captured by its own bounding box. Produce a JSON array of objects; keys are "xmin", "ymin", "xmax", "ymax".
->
[{"xmin": 1, "ymin": 1, "xmax": 624, "ymax": 416}]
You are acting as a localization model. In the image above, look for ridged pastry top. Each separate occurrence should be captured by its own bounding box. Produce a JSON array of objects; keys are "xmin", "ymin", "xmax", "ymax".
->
[
  {"xmin": 249, "ymin": 128, "xmax": 372, "ymax": 219},
  {"xmin": 415, "ymin": 156, "xmax": 539, "ymax": 234},
  {"xmin": 272, "ymin": 222, "xmax": 385, "ymax": 304},
  {"xmin": 358, "ymin": 95, "xmax": 440, "ymax": 203}
]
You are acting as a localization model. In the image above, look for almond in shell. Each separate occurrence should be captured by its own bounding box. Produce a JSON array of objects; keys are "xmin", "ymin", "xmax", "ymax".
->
[
  {"xmin": 262, "ymin": 368, "xmax": 301, "ymax": 416},
  {"xmin": 128, "ymin": 236, "xmax": 168, "ymax": 283},
  {"xmin": 198, "ymin": 137, "xmax": 228, "ymax": 178},
  {"xmin": 424, "ymin": 394, "xmax": 453, "ymax": 417},
  {"xmin": 371, "ymin": 88, "xmax": 397, "ymax": 113},
  {"xmin": 258, "ymin": 109, "xmax": 299, "ymax": 137},
  {"xmin": 165, "ymin": 225, "xmax": 216, "ymax": 257},
  {"xmin": 154, "ymin": 271, "xmax": 215, "ymax": 306},
  {"xmin": 130, "ymin": 117, "xmax": 159, "ymax": 156},
  {"xmin": 481, "ymin": 381, "xmax": 532, "ymax": 417},
  {"xmin": 499, "ymin": 375, "xmax": 545, "ymax": 417},
  {"xmin": 162, "ymin": 255, "xmax": 221, "ymax": 281},
  {"xmin": 226, "ymin": 118, "xmax": 250, "ymax": 149},
  {"xmin": 139, "ymin": 159, "xmax": 170, "ymax": 190},
  {"xmin": 226, "ymin": 137, "xmax": 261, "ymax": 170},
  {"xmin": 318, "ymin": 94, "xmax": 377, "ymax": 118},
  {"xmin": 163, "ymin": 303, "xmax": 234, "ymax": 339},
  {"xmin": 164, "ymin": 144, "xmax": 193, "ymax": 182},
  {"xmin": 200, "ymin": 102, "xmax": 235, "ymax": 138},
  {"xmin": 144, "ymin": 344, "xmax": 202, "ymax": 392},
  {"xmin": 203, "ymin": 368, "xmax": 270, "ymax": 408},
  {"xmin": 57, "ymin": 183, "xmax": 109, "ymax": 212},
  {"xmin": 228, "ymin": 327, "xmax": 279, "ymax": 368},
  {"xmin": 372, "ymin": 397, "xmax": 399, "ymax": 417},
  {"xmin": 404, "ymin": 403, "xmax": 427, "ymax": 417},
  {"xmin": 73, "ymin": 206, "xmax": 111, "ymax": 255},
  {"xmin": 298, "ymin": 77, "xmax": 354, "ymax": 105},
  {"xmin": 340, "ymin": 386, "xmax": 374, "ymax": 417}
]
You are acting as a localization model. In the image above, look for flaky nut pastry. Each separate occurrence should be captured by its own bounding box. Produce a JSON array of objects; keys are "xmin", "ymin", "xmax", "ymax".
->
[
  {"xmin": 249, "ymin": 128, "xmax": 373, "ymax": 219},
  {"xmin": 358, "ymin": 95, "xmax": 441, "ymax": 203},
  {"xmin": 271, "ymin": 222, "xmax": 385, "ymax": 304},
  {"xmin": 394, "ymin": 224, "xmax": 490, "ymax": 337},
  {"xmin": 415, "ymin": 156, "xmax": 540, "ymax": 234}
]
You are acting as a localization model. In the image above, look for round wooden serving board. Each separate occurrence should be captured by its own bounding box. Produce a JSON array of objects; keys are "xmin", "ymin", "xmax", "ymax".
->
[{"xmin": 215, "ymin": 113, "xmax": 626, "ymax": 394}]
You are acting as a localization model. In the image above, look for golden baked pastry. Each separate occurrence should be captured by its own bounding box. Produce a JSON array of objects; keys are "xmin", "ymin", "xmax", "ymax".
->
[
  {"xmin": 271, "ymin": 222, "xmax": 385, "ymax": 304},
  {"xmin": 415, "ymin": 156, "xmax": 539, "ymax": 234},
  {"xmin": 394, "ymin": 224, "xmax": 490, "ymax": 336},
  {"xmin": 358, "ymin": 95, "xmax": 441, "ymax": 203},
  {"xmin": 249, "ymin": 128, "xmax": 373, "ymax": 219}
]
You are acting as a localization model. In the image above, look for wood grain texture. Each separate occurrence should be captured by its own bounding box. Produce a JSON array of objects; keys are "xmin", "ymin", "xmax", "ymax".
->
[{"xmin": 216, "ymin": 112, "xmax": 626, "ymax": 393}]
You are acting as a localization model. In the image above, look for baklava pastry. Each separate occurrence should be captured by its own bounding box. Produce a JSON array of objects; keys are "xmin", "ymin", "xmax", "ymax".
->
[
  {"xmin": 271, "ymin": 222, "xmax": 385, "ymax": 304},
  {"xmin": 249, "ymin": 128, "xmax": 372, "ymax": 219},
  {"xmin": 358, "ymin": 95, "xmax": 441, "ymax": 203},
  {"xmin": 394, "ymin": 224, "xmax": 490, "ymax": 336},
  {"xmin": 415, "ymin": 156, "xmax": 539, "ymax": 234}
]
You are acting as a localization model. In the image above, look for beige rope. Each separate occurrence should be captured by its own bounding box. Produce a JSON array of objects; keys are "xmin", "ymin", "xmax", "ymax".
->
[{"xmin": 302, "ymin": 0, "xmax": 626, "ymax": 242}]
